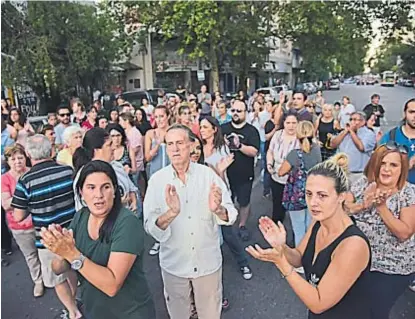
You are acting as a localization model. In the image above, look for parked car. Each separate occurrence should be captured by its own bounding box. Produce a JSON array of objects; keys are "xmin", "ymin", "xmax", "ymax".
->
[
  {"xmin": 344, "ymin": 77, "xmax": 356, "ymax": 84},
  {"xmin": 122, "ymin": 90, "xmax": 155, "ymax": 107},
  {"xmin": 295, "ymin": 83, "xmax": 313, "ymax": 95},
  {"xmin": 328, "ymin": 79, "xmax": 340, "ymax": 90},
  {"xmin": 256, "ymin": 87, "xmax": 280, "ymax": 101},
  {"xmin": 403, "ymin": 80, "xmax": 414, "ymax": 87},
  {"xmin": 366, "ymin": 78, "xmax": 376, "ymax": 85}
]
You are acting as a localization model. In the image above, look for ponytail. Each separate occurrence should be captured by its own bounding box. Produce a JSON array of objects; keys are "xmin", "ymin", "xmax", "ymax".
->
[{"xmin": 296, "ymin": 121, "xmax": 314, "ymax": 153}]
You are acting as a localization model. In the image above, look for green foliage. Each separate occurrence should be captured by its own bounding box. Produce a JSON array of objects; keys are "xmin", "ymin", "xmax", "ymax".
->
[
  {"xmin": 1, "ymin": 1, "xmax": 122, "ymax": 110},
  {"xmin": 373, "ymin": 40, "xmax": 415, "ymax": 75},
  {"xmin": 274, "ymin": 0, "xmax": 412, "ymax": 79},
  {"xmin": 103, "ymin": 0, "xmax": 279, "ymax": 91}
]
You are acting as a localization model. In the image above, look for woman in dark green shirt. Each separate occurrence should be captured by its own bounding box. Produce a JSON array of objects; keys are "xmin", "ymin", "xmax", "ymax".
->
[{"xmin": 40, "ymin": 161, "xmax": 155, "ymax": 319}]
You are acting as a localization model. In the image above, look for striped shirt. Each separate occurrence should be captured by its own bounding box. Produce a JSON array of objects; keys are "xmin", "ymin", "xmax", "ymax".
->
[{"xmin": 11, "ymin": 160, "xmax": 75, "ymax": 248}]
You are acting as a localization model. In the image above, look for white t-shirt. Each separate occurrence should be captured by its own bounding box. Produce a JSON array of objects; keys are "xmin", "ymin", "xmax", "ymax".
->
[
  {"xmin": 248, "ymin": 112, "xmax": 265, "ymax": 142},
  {"xmin": 259, "ymin": 110, "xmax": 272, "ymax": 142},
  {"xmin": 339, "ymin": 104, "xmax": 356, "ymax": 129}
]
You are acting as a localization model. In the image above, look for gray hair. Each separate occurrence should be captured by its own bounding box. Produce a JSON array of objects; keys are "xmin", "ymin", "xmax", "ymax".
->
[
  {"xmin": 63, "ymin": 126, "xmax": 83, "ymax": 145},
  {"xmin": 26, "ymin": 134, "xmax": 52, "ymax": 160},
  {"xmin": 166, "ymin": 124, "xmax": 193, "ymax": 141},
  {"xmin": 351, "ymin": 111, "xmax": 367, "ymax": 122}
]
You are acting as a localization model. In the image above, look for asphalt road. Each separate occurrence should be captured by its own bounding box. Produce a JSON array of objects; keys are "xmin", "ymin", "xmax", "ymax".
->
[{"xmin": 2, "ymin": 84, "xmax": 415, "ymax": 319}]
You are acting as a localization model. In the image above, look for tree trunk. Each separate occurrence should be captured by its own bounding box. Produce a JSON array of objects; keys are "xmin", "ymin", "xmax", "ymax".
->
[{"xmin": 209, "ymin": 45, "xmax": 220, "ymax": 92}]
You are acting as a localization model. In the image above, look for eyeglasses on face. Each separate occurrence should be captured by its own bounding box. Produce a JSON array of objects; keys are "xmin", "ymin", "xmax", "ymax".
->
[
  {"xmin": 350, "ymin": 117, "xmax": 362, "ymax": 121},
  {"xmin": 382, "ymin": 141, "xmax": 408, "ymax": 154},
  {"xmin": 59, "ymin": 113, "xmax": 70, "ymax": 117},
  {"xmin": 230, "ymin": 109, "xmax": 244, "ymax": 114}
]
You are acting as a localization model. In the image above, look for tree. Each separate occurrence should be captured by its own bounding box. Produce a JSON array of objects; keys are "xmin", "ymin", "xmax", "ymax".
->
[
  {"xmin": 373, "ymin": 40, "xmax": 415, "ymax": 75},
  {"xmin": 1, "ymin": 1, "xmax": 123, "ymax": 113},
  {"xmin": 103, "ymin": 0, "xmax": 279, "ymax": 92},
  {"xmin": 273, "ymin": 0, "xmax": 413, "ymax": 79}
]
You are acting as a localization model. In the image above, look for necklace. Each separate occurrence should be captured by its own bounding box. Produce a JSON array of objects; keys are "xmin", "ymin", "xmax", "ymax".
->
[{"xmin": 402, "ymin": 126, "xmax": 415, "ymax": 152}]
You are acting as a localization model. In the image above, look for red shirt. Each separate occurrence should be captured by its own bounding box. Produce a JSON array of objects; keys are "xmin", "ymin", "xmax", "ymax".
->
[
  {"xmin": 81, "ymin": 120, "xmax": 95, "ymax": 131},
  {"xmin": 1, "ymin": 171, "xmax": 33, "ymax": 230}
]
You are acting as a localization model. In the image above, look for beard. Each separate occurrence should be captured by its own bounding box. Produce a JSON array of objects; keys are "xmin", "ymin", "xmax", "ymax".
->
[
  {"xmin": 406, "ymin": 118, "xmax": 415, "ymax": 129},
  {"xmin": 232, "ymin": 116, "xmax": 243, "ymax": 124}
]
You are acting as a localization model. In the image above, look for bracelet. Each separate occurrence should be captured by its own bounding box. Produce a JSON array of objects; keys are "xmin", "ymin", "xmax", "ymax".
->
[{"xmin": 281, "ymin": 267, "xmax": 294, "ymax": 279}]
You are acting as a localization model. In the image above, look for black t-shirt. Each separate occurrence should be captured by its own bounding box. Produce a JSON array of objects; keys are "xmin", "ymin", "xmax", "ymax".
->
[
  {"xmin": 362, "ymin": 103, "xmax": 385, "ymax": 127},
  {"xmin": 264, "ymin": 120, "xmax": 275, "ymax": 153},
  {"xmin": 221, "ymin": 122, "xmax": 260, "ymax": 183}
]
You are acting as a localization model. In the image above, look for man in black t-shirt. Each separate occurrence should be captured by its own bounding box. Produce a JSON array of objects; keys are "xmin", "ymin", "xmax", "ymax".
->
[
  {"xmin": 221, "ymin": 100, "xmax": 260, "ymax": 241},
  {"xmin": 362, "ymin": 94, "xmax": 385, "ymax": 133}
]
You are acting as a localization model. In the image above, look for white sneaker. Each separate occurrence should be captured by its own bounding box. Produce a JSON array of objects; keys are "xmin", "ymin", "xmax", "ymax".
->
[
  {"xmin": 240, "ymin": 266, "xmax": 253, "ymax": 280},
  {"xmin": 33, "ymin": 282, "xmax": 44, "ymax": 297},
  {"xmin": 295, "ymin": 267, "xmax": 304, "ymax": 274},
  {"xmin": 149, "ymin": 242, "xmax": 160, "ymax": 256}
]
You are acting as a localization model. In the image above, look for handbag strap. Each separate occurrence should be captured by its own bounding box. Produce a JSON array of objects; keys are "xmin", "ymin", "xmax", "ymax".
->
[{"xmin": 296, "ymin": 149, "xmax": 305, "ymax": 171}]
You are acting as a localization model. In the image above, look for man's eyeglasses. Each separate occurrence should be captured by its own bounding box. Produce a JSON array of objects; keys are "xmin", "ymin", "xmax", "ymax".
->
[
  {"xmin": 59, "ymin": 113, "xmax": 70, "ymax": 117},
  {"xmin": 230, "ymin": 109, "xmax": 244, "ymax": 114},
  {"xmin": 350, "ymin": 117, "xmax": 362, "ymax": 121},
  {"xmin": 382, "ymin": 141, "xmax": 408, "ymax": 154}
]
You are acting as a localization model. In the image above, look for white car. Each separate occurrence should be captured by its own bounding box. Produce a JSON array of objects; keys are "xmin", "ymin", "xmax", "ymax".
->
[{"xmin": 256, "ymin": 87, "xmax": 280, "ymax": 101}]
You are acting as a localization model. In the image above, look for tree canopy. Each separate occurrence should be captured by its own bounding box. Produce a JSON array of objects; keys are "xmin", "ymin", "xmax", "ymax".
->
[{"xmin": 1, "ymin": 1, "xmax": 123, "ymax": 112}]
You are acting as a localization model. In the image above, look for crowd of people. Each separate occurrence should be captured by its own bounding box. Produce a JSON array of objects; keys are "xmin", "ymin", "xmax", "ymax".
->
[{"xmin": 0, "ymin": 87, "xmax": 414, "ymax": 319}]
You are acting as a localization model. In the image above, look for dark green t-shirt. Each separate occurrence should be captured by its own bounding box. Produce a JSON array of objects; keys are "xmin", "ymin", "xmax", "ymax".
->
[{"xmin": 69, "ymin": 207, "xmax": 155, "ymax": 319}]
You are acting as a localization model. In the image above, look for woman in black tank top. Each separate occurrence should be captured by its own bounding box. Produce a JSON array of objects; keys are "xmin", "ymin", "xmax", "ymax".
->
[
  {"xmin": 316, "ymin": 104, "xmax": 340, "ymax": 161},
  {"xmin": 246, "ymin": 159, "xmax": 371, "ymax": 318}
]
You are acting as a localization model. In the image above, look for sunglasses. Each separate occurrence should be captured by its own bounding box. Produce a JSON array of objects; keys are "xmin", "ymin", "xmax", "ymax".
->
[
  {"xmin": 59, "ymin": 113, "xmax": 70, "ymax": 117},
  {"xmin": 230, "ymin": 109, "xmax": 244, "ymax": 114},
  {"xmin": 382, "ymin": 141, "xmax": 408, "ymax": 154}
]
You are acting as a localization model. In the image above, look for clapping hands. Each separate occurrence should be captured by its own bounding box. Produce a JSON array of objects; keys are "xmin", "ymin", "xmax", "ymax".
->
[
  {"xmin": 246, "ymin": 217, "xmax": 286, "ymax": 264},
  {"xmin": 216, "ymin": 154, "xmax": 234, "ymax": 174},
  {"xmin": 363, "ymin": 182, "xmax": 393, "ymax": 209}
]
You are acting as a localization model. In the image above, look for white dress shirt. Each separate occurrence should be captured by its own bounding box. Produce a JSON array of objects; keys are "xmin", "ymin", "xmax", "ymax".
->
[{"xmin": 143, "ymin": 161, "xmax": 238, "ymax": 278}]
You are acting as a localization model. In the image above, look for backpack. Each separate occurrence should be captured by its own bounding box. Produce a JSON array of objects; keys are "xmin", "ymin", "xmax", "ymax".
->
[
  {"xmin": 282, "ymin": 150, "xmax": 308, "ymax": 211},
  {"xmin": 389, "ymin": 127, "xmax": 397, "ymax": 142}
]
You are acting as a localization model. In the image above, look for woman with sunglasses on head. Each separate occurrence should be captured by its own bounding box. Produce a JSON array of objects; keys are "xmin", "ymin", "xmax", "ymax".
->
[
  {"xmin": 41, "ymin": 161, "xmax": 156, "ymax": 319},
  {"xmin": 345, "ymin": 142, "xmax": 415, "ymax": 319},
  {"xmin": 7, "ymin": 108, "xmax": 35, "ymax": 147}
]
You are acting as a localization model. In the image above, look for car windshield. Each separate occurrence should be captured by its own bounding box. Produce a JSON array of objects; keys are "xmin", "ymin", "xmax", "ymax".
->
[{"xmin": 123, "ymin": 92, "xmax": 148, "ymax": 107}]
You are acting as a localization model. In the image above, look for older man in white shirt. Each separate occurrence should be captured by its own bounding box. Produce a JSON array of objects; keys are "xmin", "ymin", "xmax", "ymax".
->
[{"xmin": 143, "ymin": 124, "xmax": 237, "ymax": 319}]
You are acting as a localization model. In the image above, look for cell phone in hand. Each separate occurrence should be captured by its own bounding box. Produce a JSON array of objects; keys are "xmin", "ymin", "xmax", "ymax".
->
[{"xmin": 227, "ymin": 133, "xmax": 239, "ymax": 151}]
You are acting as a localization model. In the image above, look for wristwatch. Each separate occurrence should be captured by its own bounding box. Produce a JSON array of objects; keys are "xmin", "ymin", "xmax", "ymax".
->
[{"xmin": 71, "ymin": 253, "xmax": 86, "ymax": 271}]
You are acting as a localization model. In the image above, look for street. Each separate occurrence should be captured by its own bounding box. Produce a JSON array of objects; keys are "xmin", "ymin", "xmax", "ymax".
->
[{"xmin": 2, "ymin": 84, "xmax": 415, "ymax": 319}]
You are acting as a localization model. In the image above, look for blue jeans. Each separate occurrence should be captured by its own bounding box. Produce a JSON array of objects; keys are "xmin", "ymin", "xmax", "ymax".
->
[
  {"xmin": 260, "ymin": 142, "xmax": 271, "ymax": 195},
  {"xmin": 289, "ymin": 209, "xmax": 312, "ymax": 247},
  {"xmin": 221, "ymin": 225, "xmax": 248, "ymax": 268}
]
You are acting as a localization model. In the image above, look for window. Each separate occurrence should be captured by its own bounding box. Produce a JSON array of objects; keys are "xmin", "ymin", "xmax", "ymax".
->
[{"xmin": 134, "ymin": 78, "xmax": 141, "ymax": 89}]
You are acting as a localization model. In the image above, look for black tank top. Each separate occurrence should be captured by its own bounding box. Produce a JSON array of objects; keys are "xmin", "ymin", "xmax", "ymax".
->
[
  {"xmin": 317, "ymin": 119, "xmax": 336, "ymax": 147},
  {"xmin": 301, "ymin": 221, "xmax": 372, "ymax": 319}
]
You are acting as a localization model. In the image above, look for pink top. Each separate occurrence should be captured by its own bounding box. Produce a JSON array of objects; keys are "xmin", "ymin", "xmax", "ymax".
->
[
  {"xmin": 126, "ymin": 126, "xmax": 144, "ymax": 172},
  {"xmin": 1, "ymin": 171, "xmax": 33, "ymax": 230}
]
